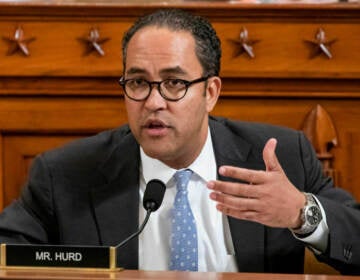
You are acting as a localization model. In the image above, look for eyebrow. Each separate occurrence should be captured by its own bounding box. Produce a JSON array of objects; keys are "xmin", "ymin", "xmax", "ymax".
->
[
  {"xmin": 125, "ymin": 67, "xmax": 147, "ymax": 75},
  {"xmin": 125, "ymin": 66, "xmax": 188, "ymax": 77},
  {"xmin": 159, "ymin": 66, "xmax": 188, "ymax": 76}
]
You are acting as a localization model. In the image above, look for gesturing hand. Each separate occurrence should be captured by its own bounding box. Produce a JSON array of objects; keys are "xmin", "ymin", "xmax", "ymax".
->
[{"xmin": 207, "ymin": 138, "xmax": 306, "ymax": 229}]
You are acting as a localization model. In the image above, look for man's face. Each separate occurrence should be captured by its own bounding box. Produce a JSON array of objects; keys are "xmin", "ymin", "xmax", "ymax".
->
[{"xmin": 124, "ymin": 26, "xmax": 220, "ymax": 169}]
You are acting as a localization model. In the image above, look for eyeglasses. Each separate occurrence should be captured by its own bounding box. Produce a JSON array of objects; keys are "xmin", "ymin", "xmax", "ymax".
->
[{"xmin": 118, "ymin": 76, "xmax": 210, "ymax": 102}]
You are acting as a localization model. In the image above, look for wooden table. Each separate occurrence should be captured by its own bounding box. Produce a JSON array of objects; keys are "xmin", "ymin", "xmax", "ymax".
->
[{"xmin": 0, "ymin": 269, "xmax": 359, "ymax": 280}]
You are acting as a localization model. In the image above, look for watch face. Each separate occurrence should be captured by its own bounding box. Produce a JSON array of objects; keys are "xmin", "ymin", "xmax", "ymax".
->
[{"xmin": 306, "ymin": 205, "xmax": 322, "ymax": 225}]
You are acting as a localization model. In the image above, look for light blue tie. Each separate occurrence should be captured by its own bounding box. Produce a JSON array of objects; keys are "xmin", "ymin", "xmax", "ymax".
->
[{"xmin": 170, "ymin": 169, "xmax": 198, "ymax": 271}]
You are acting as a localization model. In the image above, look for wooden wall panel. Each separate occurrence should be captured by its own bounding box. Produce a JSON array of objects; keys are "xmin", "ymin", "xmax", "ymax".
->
[
  {"xmin": 343, "ymin": 132, "xmax": 360, "ymax": 198},
  {"xmin": 217, "ymin": 23, "xmax": 360, "ymax": 78},
  {"xmin": 0, "ymin": 22, "xmax": 127, "ymax": 77},
  {"xmin": 0, "ymin": 97, "xmax": 126, "ymax": 132}
]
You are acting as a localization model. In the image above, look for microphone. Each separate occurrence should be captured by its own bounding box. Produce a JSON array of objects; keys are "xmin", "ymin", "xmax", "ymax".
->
[
  {"xmin": 143, "ymin": 179, "xmax": 166, "ymax": 212},
  {"xmin": 115, "ymin": 179, "xmax": 166, "ymax": 249},
  {"xmin": 0, "ymin": 179, "xmax": 166, "ymax": 271}
]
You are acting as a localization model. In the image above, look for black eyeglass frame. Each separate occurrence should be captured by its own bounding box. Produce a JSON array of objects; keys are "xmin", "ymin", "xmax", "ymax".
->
[{"xmin": 118, "ymin": 76, "xmax": 211, "ymax": 102}]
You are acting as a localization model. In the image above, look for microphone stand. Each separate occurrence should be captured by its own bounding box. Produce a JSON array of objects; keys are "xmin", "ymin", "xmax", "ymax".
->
[{"xmin": 114, "ymin": 209, "xmax": 152, "ymax": 249}]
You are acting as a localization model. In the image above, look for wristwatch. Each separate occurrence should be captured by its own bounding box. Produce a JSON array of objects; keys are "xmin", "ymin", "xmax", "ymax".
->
[{"xmin": 292, "ymin": 192, "xmax": 322, "ymax": 236}]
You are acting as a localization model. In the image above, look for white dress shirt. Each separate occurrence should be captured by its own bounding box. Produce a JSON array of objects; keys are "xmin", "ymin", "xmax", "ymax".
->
[
  {"xmin": 137, "ymin": 128, "xmax": 329, "ymax": 271},
  {"xmin": 138, "ymin": 129, "xmax": 238, "ymax": 272}
]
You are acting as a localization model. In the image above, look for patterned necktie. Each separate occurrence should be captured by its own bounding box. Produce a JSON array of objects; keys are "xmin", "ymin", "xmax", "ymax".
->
[{"xmin": 170, "ymin": 169, "xmax": 198, "ymax": 271}]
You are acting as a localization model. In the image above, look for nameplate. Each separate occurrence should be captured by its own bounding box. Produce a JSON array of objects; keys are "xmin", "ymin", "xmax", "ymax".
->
[{"xmin": 0, "ymin": 244, "xmax": 120, "ymax": 271}]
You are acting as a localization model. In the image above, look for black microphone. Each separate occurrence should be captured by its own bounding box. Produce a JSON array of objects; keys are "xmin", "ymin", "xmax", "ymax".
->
[
  {"xmin": 115, "ymin": 179, "xmax": 166, "ymax": 249},
  {"xmin": 143, "ymin": 179, "xmax": 166, "ymax": 212}
]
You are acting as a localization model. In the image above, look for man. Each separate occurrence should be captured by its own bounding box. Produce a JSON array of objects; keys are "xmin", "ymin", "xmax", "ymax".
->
[{"xmin": 0, "ymin": 9, "xmax": 359, "ymax": 274}]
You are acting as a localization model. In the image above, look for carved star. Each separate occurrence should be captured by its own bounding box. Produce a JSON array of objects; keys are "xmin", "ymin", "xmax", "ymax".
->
[
  {"xmin": 2, "ymin": 26, "xmax": 36, "ymax": 56},
  {"xmin": 230, "ymin": 27, "xmax": 260, "ymax": 59},
  {"xmin": 304, "ymin": 28, "xmax": 337, "ymax": 59},
  {"xmin": 78, "ymin": 28, "xmax": 110, "ymax": 56}
]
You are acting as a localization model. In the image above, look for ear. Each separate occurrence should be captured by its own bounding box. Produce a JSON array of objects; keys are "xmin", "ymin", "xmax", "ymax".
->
[{"xmin": 205, "ymin": 76, "xmax": 221, "ymax": 112}]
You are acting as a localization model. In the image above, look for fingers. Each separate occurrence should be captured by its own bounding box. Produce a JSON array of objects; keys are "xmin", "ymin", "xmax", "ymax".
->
[
  {"xmin": 208, "ymin": 179, "xmax": 260, "ymax": 199},
  {"xmin": 218, "ymin": 165, "xmax": 266, "ymax": 185},
  {"xmin": 207, "ymin": 138, "xmax": 298, "ymax": 227},
  {"xmin": 209, "ymin": 191, "xmax": 260, "ymax": 222},
  {"xmin": 216, "ymin": 204, "xmax": 258, "ymax": 221},
  {"xmin": 210, "ymin": 191, "xmax": 257, "ymax": 209},
  {"xmin": 207, "ymin": 164, "xmax": 268, "ymax": 198},
  {"xmin": 263, "ymin": 138, "xmax": 281, "ymax": 172}
]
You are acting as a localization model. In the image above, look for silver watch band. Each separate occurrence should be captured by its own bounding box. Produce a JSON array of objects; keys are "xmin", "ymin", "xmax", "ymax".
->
[{"xmin": 291, "ymin": 192, "xmax": 322, "ymax": 236}]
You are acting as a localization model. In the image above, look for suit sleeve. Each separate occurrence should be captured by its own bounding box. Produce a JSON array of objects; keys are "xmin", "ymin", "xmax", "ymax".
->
[
  {"xmin": 0, "ymin": 155, "xmax": 57, "ymax": 244},
  {"xmin": 299, "ymin": 132, "xmax": 360, "ymax": 274}
]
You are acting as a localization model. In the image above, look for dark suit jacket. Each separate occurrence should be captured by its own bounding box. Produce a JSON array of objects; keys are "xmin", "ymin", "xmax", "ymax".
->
[{"xmin": 0, "ymin": 117, "xmax": 359, "ymax": 274}]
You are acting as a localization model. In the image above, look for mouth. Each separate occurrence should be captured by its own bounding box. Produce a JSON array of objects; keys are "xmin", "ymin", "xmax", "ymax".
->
[{"xmin": 142, "ymin": 119, "xmax": 170, "ymax": 137}]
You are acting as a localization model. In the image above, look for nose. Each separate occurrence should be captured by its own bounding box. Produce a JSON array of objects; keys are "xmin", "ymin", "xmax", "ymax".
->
[{"xmin": 144, "ymin": 83, "xmax": 167, "ymax": 111}]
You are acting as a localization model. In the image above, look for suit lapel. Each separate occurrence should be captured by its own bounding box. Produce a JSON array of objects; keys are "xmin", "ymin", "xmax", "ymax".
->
[
  {"xmin": 91, "ymin": 132, "xmax": 140, "ymax": 269},
  {"xmin": 210, "ymin": 118, "xmax": 266, "ymax": 272}
]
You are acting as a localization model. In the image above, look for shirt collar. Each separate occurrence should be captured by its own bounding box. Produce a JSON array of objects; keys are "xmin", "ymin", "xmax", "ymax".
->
[{"xmin": 140, "ymin": 127, "xmax": 216, "ymax": 185}]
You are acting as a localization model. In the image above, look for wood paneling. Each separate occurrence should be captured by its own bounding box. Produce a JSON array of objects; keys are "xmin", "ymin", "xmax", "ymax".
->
[
  {"xmin": 0, "ymin": 1, "xmax": 359, "ymax": 274},
  {"xmin": 217, "ymin": 23, "xmax": 360, "ymax": 78}
]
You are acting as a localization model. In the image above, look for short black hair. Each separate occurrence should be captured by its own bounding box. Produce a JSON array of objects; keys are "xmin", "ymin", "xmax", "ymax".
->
[{"xmin": 122, "ymin": 9, "xmax": 221, "ymax": 77}]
